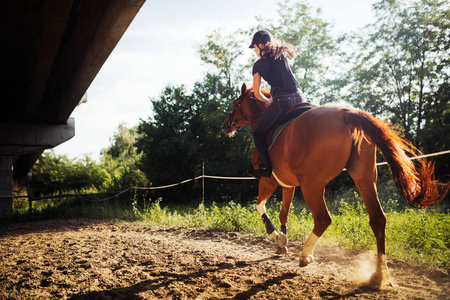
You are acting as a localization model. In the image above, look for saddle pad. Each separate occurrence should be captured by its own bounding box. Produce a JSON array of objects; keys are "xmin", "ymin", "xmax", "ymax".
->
[
  {"xmin": 268, "ymin": 106, "xmax": 312, "ymax": 151},
  {"xmin": 268, "ymin": 120, "xmax": 294, "ymax": 150}
]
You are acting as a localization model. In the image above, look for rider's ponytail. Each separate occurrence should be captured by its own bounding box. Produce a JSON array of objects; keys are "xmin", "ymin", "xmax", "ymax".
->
[{"xmin": 263, "ymin": 39, "xmax": 297, "ymax": 60}]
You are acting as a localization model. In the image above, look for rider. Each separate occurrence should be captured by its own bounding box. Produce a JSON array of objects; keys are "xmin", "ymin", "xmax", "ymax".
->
[{"xmin": 248, "ymin": 30, "xmax": 306, "ymax": 179}]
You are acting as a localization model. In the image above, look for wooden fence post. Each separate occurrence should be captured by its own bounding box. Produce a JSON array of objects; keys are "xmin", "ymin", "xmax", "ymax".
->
[{"xmin": 202, "ymin": 162, "xmax": 205, "ymax": 206}]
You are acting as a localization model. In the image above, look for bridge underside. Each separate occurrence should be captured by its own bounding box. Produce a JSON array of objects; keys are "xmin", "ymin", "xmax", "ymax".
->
[{"xmin": 0, "ymin": 0, "xmax": 145, "ymax": 217}]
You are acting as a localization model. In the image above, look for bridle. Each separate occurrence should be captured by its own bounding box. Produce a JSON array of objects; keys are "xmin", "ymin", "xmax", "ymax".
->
[{"xmin": 226, "ymin": 91, "xmax": 263, "ymax": 130}]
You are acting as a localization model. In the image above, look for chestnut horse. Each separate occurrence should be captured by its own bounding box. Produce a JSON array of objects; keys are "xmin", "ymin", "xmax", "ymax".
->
[{"xmin": 222, "ymin": 83, "xmax": 448, "ymax": 288}]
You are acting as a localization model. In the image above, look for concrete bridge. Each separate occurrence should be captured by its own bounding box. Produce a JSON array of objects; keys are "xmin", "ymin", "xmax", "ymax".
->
[{"xmin": 0, "ymin": 0, "xmax": 146, "ymax": 217}]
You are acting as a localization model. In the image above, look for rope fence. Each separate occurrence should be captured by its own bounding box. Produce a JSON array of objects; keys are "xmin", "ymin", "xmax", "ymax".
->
[
  {"xmin": 375, "ymin": 149, "xmax": 450, "ymax": 166},
  {"xmin": 12, "ymin": 149, "xmax": 449, "ymax": 212}
]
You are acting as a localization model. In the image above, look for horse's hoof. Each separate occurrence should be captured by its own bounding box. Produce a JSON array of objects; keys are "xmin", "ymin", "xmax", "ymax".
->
[
  {"xmin": 276, "ymin": 232, "xmax": 288, "ymax": 248},
  {"xmin": 299, "ymin": 255, "xmax": 314, "ymax": 267},
  {"xmin": 276, "ymin": 245, "xmax": 288, "ymax": 254},
  {"xmin": 367, "ymin": 270, "xmax": 391, "ymax": 289}
]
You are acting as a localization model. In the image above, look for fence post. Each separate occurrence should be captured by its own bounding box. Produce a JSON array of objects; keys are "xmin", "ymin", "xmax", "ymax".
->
[
  {"xmin": 202, "ymin": 162, "xmax": 205, "ymax": 206},
  {"xmin": 130, "ymin": 185, "xmax": 133, "ymax": 215}
]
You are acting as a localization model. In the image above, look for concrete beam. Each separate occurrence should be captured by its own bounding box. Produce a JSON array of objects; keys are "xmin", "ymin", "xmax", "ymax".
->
[{"xmin": 0, "ymin": 118, "xmax": 75, "ymax": 156}]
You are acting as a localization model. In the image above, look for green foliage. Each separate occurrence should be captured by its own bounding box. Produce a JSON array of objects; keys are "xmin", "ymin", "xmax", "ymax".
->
[
  {"xmin": 139, "ymin": 198, "xmax": 185, "ymax": 226},
  {"xmin": 317, "ymin": 197, "xmax": 450, "ymax": 267},
  {"xmin": 387, "ymin": 209, "xmax": 450, "ymax": 267},
  {"xmin": 140, "ymin": 200, "xmax": 264, "ymax": 233},
  {"xmin": 324, "ymin": 199, "xmax": 375, "ymax": 251},
  {"xmin": 101, "ymin": 123, "xmax": 148, "ymax": 190},
  {"xmin": 326, "ymin": 178, "xmax": 405, "ymax": 213},
  {"xmin": 420, "ymin": 82, "xmax": 450, "ymax": 178},
  {"xmin": 343, "ymin": 0, "xmax": 450, "ymax": 145},
  {"xmin": 30, "ymin": 151, "xmax": 110, "ymax": 196},
  {"xmin": 206, "ymin": 201, "xmax": 263, "ymax": 232},
  {"xmin": 198, "ymin": 29, "xmax": 245, "ymax": 101},
  {"xmin": 30, "ymin": 123, "xmax": 149, "ymax": 197}
]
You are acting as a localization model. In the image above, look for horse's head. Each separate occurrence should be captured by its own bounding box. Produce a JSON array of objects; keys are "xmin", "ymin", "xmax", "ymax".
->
[{"xmin": 222, "ymin": 83, "xmax": 267, "ymax": 136}]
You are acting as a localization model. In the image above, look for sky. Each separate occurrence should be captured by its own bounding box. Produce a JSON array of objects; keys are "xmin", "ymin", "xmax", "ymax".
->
[{"xmin": 53, "ymin": 0, "xmax": 376, "ymax": 161}]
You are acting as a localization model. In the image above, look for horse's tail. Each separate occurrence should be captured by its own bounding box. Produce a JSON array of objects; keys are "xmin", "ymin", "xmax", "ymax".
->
[{"xmin": 343, "ymin": 109, "xmax": 449, "ymax": 207}]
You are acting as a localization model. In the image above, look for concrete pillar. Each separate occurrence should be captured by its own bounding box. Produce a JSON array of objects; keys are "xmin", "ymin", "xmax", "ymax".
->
[{"xmin": 0, "ymin": 155, "xmax": 13, "ymax": 217}]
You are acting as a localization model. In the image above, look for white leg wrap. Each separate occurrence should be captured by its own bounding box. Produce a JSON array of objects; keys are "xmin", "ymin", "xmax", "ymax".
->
[
  {"xmin": 301, "ymin": 233, "xmax": 319, "ymax": 257},
  {"xmin": 271, "ymin": 230, "xmax": 281, "ymax": 244}
]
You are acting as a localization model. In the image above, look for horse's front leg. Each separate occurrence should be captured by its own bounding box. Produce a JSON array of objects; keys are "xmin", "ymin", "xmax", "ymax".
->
[
  {"xmin": 256, "ymin": 177, "xmax": 288, "ymax": 254},
  {"xmin": 276, "ymin": 186, "xmax": 295, "ymax": 254}
]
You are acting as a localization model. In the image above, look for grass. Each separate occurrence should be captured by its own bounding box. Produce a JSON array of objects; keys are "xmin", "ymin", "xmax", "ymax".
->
[
  {"xmin": 322, "ymin": 201, "xmax": 450, "ymax": 267},
  {"xmin": 7, "ymin": 181, "xmax": 450, "ymax": 268}
]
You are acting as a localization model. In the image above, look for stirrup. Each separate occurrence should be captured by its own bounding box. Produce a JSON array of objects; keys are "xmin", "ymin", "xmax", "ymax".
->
[
  {"xmin": 247, "ymin": 164, "xmax": 261, "ymax": 179},
  {"xmin": 247, "ymin": 166, "xmax": 272, "ymax": 179}
]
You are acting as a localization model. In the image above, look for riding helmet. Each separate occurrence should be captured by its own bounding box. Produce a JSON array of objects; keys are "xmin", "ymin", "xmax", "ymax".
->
[{"xmin": 249, "ymin": 30, "xmax": 272, "ymax": 48}]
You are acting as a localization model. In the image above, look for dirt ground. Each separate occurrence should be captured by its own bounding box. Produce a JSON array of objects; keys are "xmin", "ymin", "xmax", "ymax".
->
[{"xmin": 0, "ymin": 219, "xmax": 448, "ymax": 299}]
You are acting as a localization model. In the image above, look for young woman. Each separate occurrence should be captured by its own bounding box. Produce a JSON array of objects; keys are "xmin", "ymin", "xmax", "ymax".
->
[{"xmin": 248, "ymin": 30, "xmax": 306, "ymax": 179}]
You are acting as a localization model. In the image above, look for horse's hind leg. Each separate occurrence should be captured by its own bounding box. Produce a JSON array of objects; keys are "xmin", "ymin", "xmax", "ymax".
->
[
  {"xmin": 299, "ymin": 185, "xmax": 331, "ymax": 267},
  {"xmin": 279, "ymin": 187, "xmax": 295, "ymax": 230},
  {"xmin": 347, "ymin": 141, "xmax": 390, "ymax": 288}
]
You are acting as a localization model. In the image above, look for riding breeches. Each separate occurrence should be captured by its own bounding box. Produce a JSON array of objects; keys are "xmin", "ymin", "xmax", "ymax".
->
[{"xmin": 252, "ymin": 90, "xmax": 305, "ymax": 168}]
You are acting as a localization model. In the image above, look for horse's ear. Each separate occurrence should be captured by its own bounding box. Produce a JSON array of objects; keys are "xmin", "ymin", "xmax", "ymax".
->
[{"xmin": 241, "ymin": 83, "xmax": 247, "ymax": 95}]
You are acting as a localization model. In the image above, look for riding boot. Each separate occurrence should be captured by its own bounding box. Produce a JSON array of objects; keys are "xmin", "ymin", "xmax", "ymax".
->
[{"xmin": 248, "ymin": 133, "xmax": 272, "ymax": 178}]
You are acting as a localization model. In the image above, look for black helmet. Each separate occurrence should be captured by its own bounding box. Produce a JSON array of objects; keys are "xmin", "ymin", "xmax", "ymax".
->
[{"xmin": 249, "ymin": 30, "xmax": 272, "ymax": 48}]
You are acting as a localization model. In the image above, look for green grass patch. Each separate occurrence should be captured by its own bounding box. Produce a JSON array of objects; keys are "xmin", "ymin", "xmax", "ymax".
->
[
  {"xmin": 386, "ymin": 209, "xmax": 450, "ymax": 267},
  {"xmin": 322, "ymin": 200, "xmax": 449, "ymax": 267}
]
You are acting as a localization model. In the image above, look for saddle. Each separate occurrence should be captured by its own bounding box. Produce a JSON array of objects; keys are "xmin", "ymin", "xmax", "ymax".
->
[{"xmin": 267, "ymin": 102, "xmax": 312, "ymax": 150}]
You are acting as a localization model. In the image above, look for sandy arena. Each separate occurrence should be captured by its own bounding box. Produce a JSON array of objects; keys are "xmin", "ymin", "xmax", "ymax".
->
[{"xmin": 0, "ymin": 219, "xmax": 449, "ymax": 299}]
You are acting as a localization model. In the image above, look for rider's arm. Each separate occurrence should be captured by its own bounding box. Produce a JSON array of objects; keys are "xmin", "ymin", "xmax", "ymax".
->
[{"xmin": 253, "ymin": 73, "xmax": 271, "ymax": 105}]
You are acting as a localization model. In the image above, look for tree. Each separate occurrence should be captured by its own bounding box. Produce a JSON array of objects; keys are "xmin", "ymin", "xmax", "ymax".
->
[
  {"xmin": 31, "ymin": 151, "xmax": 110, "ymax": 196},
  {"xmin": 100, "ymin": 123, "xmax": 148, "ymax": 190},
  {"xmin": 198, "ymin": 29, "xmax": 246, "ymax": 101},
  {"xmin": 343, "ymin": 0, "xmax": 450, "ymax": 145},
  {"xmin": 420, "ymin": 82, "xmax": 450, "ymax": 177}
]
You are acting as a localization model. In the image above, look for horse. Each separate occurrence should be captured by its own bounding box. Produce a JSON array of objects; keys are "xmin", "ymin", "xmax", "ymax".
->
[{"xmin": 222, "ymin": 83, "xmax": 448, "ymax": 288}]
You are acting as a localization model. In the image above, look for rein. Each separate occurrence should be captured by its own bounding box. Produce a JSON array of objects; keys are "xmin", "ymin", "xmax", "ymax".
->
[{"xmin": 227, "ymin": 91, "xmax": 263, "ymax": 130}]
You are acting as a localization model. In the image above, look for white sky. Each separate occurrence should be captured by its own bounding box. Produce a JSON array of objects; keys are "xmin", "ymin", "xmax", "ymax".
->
[{"xmin": 54, "ymin": 0, "xmax": 375, "ymax": 161}]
